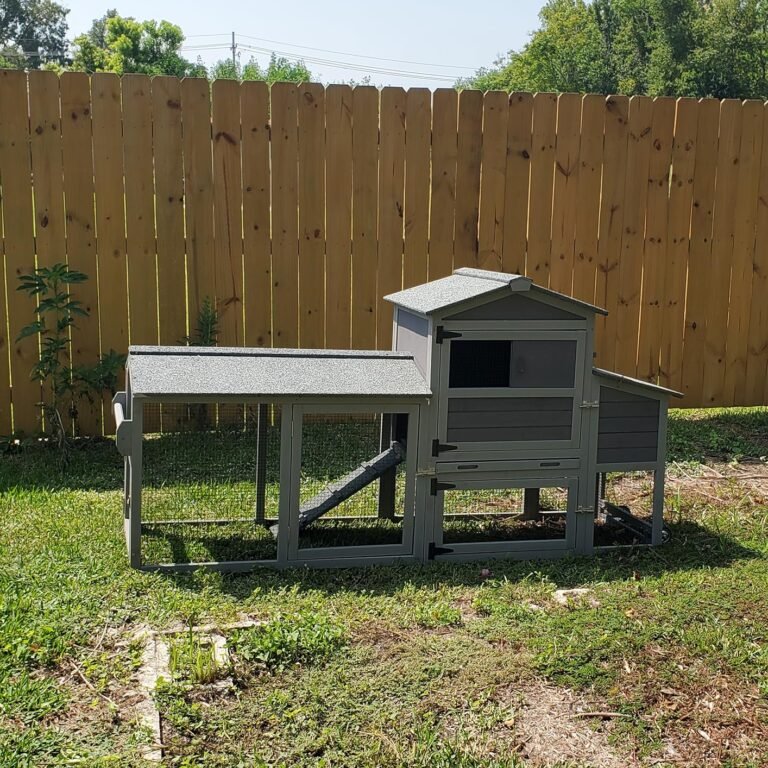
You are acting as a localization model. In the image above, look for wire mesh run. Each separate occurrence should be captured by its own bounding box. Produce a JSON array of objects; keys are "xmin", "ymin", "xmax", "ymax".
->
[
  {"xmin": 594, "ymin": 470, "xmax": 656, "ymax": 546},
  {"xmin": 441, "ymin": 485, "xmax": 570, "ymax": 544},
  {"xmin": 297, "ymin": 412, "xmax": 410, "ymax": 550},
  {"xmin": 140, "ymin": 402, "xmax": 282, "ymax": 566}
]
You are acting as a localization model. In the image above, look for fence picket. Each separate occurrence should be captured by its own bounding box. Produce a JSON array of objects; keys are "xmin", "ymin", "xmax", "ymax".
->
[
  {"xmin": 454, "ymin": 89, "xmax": 483, "ymax": 270},
  {"xmin": 325, "ymin": 84, "xmax": 353, "ymax": 348}
]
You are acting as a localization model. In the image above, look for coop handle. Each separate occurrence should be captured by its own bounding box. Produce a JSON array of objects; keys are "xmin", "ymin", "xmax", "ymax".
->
[{"xmin": 112, "ymin": 392, "xmax": 132, "ymax": 457}]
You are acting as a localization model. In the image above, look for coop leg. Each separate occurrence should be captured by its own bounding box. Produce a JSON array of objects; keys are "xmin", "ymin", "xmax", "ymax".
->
[
  {"xmin": 255, "ymin": 404, "xmax": 268, "ymax": 525},
  {"xmin": 378, "ymin": 414, "xmax": 396, "ymax": 520},
  {"xmin": 521, "ymin": 487, "xmax": 540, "ymax": 520}
]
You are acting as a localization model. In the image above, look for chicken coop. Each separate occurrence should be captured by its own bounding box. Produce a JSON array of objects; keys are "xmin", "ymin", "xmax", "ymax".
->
[{"xmin": 114, "ymin": 268, "xmax": 680, "ymax": 570}]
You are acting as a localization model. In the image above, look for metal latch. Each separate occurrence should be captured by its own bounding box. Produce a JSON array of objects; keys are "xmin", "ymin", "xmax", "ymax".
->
[
  {"xmin": 580, "ymin": 400, "xmax": 600, "ymax": 409},
  {"xmin": 435, "ymin": 326, "xmax": 462, "ymax": 344},
  {"xmin": 577, "ymin": 505, "xmax": 595, "ymax": 514},
  {"xmin": 430, "ymin": 478, "xmax": 456, "ymax": 495},
  {"xmin": 432, "ymin": 438, "xmax": 458, "ymax": 456},
  {"xmin": 428, "ymin": 542, "xmax": 455, "ymax": 559}
]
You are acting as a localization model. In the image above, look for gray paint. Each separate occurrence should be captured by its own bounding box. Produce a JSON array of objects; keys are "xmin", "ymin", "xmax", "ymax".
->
[
  {"xmin": 597, "ymin": 385, "xmax": 659, "ymax": 464},
  {"xmin": 394, "ymin": 309, "xmax": 430, "ymax": 377},
  {"xmin": 447, "ymin": 396, "xmax": 573, "ymax": 443},
  {"xmin": 592, "ymin": 367, "xmax": 683, "ymax": 398},
  {"xmin": 447, "ymin": 293, "xmax": 582, "ymax": 321}
]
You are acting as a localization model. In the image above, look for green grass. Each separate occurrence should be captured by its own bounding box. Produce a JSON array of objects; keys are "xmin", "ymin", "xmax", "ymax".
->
[{"xmin": 0, "ymin": 407, "xmax": 767, "ymax": 766}]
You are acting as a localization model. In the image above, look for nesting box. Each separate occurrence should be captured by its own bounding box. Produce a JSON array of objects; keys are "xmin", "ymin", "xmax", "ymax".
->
[{"xmin": 114, "ymin": 269, "xmax": 679, "ymax": 570}]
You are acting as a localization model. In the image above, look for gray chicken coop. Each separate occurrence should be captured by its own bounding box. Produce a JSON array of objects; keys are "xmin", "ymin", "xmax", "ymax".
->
[{"xmin": 114, "ymin": 268, "xmax": 680, "ymax": 570}]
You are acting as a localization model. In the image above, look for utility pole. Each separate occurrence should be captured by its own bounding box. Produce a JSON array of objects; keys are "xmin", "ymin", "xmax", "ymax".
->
[{"xmin": 231, "ymin": 31, "xmax": 237, "ymax": 74}]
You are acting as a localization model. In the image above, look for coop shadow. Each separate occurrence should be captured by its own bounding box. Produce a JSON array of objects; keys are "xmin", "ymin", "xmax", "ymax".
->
[{"xmin": 153, "ymin": 517, "xmax": 763, "ymax": 601}]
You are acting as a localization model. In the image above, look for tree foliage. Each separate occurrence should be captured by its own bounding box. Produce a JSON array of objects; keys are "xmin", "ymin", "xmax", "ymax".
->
[
  {"xmin": 460, "ymin": 0, "xmax": 768, "ymax": 98},
  {"xmin": 71, "ymin": 11, "xmax": 206, "ymax": 77},
  {"xmin": 0, "ymin": 0, "xmax": 69, "ymax": 68},
  {"xmin": 209, "ymin": 53, "xmax": 311, "ymax": 83}
]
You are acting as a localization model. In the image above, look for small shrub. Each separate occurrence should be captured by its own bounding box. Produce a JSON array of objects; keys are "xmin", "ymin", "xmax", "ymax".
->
[
  {"xmin": 229, "ymin": 611, "xmax": 346, "ymax": 673},
  {"xmin": 414, "ymin": 602, "xmax": 463, "ymax": 629}
]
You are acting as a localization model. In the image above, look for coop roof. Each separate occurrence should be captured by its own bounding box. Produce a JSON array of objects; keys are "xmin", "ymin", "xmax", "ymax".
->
[
  {"xmin": 593, "ymin": 367, "xmax": 683, "ymax": 398},
  {"xmin": 384, "ymin": 267, "xmax": 608, "ymax": 317},
  {"xmin": 126, "ymin": 346, "xmax": 431, "ymax": 400}
]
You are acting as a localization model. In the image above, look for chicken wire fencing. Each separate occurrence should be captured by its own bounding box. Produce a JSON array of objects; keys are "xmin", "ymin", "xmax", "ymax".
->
[
  {"xmin": 594, "ymin": 470, "xmax": 660, "ymax": 547},
  {"xmin": 295, "ymin": 412, "xmax": 412, "ymax": 551},
  {"xmin": 440, "ymin": 485, "xmax": 571, "ymax": 546},
  {"xmin": 140, "ymin": 402, "xmax": 282, "ymax": 566}
]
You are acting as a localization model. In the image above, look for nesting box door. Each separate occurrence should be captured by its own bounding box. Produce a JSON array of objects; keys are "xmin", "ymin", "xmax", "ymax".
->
[{"xmin": 436, "ymin": 330, "xmax": 586, "ymax": 454}]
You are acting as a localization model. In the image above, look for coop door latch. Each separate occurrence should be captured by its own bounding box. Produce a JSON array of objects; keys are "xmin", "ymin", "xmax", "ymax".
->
[
  {"xmin": 435, "ymin": 326, "xmax": 462, "ymax": 344},
  {"xmin": 580, "ymin": 400, "xmax": 600, "ymax": 409},
  {"xmin": 432, "ymin": 439, "xmax": 458, "ymax": 457},
  {"xmin": 428, "ymin": 542, "xmax": 455, "ymax": 559},
  {"xmin": 430, "ymin": 478, "xmax": 456, "ymax": 495}
]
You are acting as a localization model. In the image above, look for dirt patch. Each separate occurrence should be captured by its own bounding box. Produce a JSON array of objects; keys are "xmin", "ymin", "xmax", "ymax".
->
[{"xmin": 504, "ymin": 680, "xmax": 630, "ymax": 768}]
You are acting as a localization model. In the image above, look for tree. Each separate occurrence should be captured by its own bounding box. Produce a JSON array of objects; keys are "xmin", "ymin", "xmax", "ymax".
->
[
  {"xmin": 70, "ymin": 12, "xmax": 206, "ymax": 77},
  {"xmin": 459, "ymin": 0, "xmax": 768, "ymax": 99},
  {"xmin": 209, "ymin": 53, "xmax": 311, "ymax": 83},
  {"xmin": 0, "ymin": 0, "xmax": 69, "ymax": 69}
]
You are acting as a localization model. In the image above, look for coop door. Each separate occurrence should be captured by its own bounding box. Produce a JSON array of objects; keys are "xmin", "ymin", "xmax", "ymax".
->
[
  {"xmin": 429, "ymin": 475, "xmax": 578, "ymax": 559},
  {"xmin": 437, "ymin": 330, "xmax": 586, "ymax": 454},
  {"xmin": 286, "ymin": 406, "xmax": 418, "ymax": 562}
]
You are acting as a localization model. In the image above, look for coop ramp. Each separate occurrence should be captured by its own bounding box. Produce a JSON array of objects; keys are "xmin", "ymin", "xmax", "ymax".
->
[{"xmin": 271, "ymin": 441, "xmax": 405, "ymax": 535}]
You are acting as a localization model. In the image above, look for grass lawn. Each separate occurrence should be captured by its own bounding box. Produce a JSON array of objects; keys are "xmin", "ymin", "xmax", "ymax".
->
[{"xmin": 1, "ymin": 407, "xmax": 768, "ymax": 767}]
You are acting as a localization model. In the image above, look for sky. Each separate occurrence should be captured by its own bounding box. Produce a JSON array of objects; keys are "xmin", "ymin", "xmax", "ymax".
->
[{"xmin": 64, "ymin": 0, "xmax": 547, "ymax": 89}]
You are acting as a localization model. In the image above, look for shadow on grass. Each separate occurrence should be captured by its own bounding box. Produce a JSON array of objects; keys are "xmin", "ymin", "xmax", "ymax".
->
[
  {"xmin": 145, "ymin": 517, "xmax": 763, "ymax": 601},
  {"xmin": 668, "ymin": 406, "xmax": 768, "ymax": 463}
]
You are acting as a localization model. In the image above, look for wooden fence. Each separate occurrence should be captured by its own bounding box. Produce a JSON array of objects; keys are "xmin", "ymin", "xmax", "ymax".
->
[{"xmin": 1, "ymin": 69, "xmax": 767, "ymax": 435}]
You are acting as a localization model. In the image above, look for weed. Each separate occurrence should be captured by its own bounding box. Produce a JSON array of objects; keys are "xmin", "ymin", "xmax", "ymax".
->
[{"xmin": 229, "ymin": 611, "xmax": 346, "ymax": 673}]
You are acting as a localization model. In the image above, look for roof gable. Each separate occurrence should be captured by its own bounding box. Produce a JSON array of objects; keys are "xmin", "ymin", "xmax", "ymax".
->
[{"xmin": 385, "ymin": 268, "xmax": 606, "ymax": 317}]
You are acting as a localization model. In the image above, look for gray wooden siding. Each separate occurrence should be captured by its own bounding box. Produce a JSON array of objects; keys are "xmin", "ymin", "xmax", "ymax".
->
[
  {"xmin": 447, "ymin": 397, "xmax": 573, "ymax": 443},
  {"xmin": 394, "ymin": 310, "xmax": 430, "ymax": 377},
  {"xmin": 446, "ymin": 293, "xmax": 582, "ymax": 321},
  {"xmin": 597, "ymin": 385, "xmax": 660, "ymax": 464}
]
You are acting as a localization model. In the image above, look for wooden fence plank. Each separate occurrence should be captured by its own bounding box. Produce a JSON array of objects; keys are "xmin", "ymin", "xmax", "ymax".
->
[
  {"xmin": 477, "ymin": 91, "xmax": 508, "ymax": 271},
  {"xmin": 350, "ymin": 86, "xmax": 378, "ymax": 349},
  {"xmin": 1, "ymin": 71, "xmax": 40, "ymax": 433},
  {"xmin": 549, "ymin": 93, "xmax": 581, "ymax": 295},
  {"xmin": 0, "ymin": 211, "xmax": 9, "ymax": 433},
  {"xmin": 377, "ymin": 86, "xmax": 406, "ymax": 348},
  {"xmin": 241, "ymin": 80, "xmax": 271, "ymax": 348},
  {"xmin": 701, "ymin": 99, "xmax": 742, "ymax": 406},
  {"xmin": 527, "ymin": 92, "xmax": 557, "ymax": 284},
  {"xmin": 271, "ymin": 82, "xmax": 299, "ymax": 348},
  {"xmin": 180, "ymin": 78, "xmax": 215, "ymax": 334},
  {"xmin": 297, "ymin": 83, "xmax": 326, "ymax": 349},
  {"xmin": 429, "ymin": 88, "xmax": 458, "ymax": 280},
  {"xmin": 453, "ymin": 89, "xmax": 482, "ymax": 270},
  {"xmin": 28, "ymin": 71, "xmax": 67, "ymax": 432},
  {"xmin": 91, "ymin": 73, "xmax": 128, "ymax": 431},
  {"xmin": 325, "ymin": 84, "xmax": 353, "ymax": 348},
  {"xmin": 403, "ymin": 88, "xmax": 430, "ymax": 289},
  {"xmin": 613, "ymin": 96, "xmax": 653, "ymax": 376},
  {"xmin": 636, "ymin": 97, "xmax": 676, "ymax": 384},
  {"xmin": 661, "ymin": 98, "xmax": 698, "ymax": 393},
  {"xmin": 595, "ymin": 95, "xmax": 629, "ymax": 370},
  {"xmin": 572, "ymin": 94, "xmax": 605, "ymax": 305},
  {"xmin": 724, "ymin": 100, "xmax": 764, "ymax": 405},
  {"xmin": 502, "ymin": 93, "xmax": 533, "ymax": 274},
  {"xmin": 211, "ymin": 78, "xmax": 243, "ymax": 346},
  {"xmin": 61, "ymin": 72, "xmax": 102, "ymax": 435},
  {"xmin": 152, "ymin": 76, "xmax": 186, "ymax": 345},
  {"xmin": 681, "ymin": 98, "xmax": 720, "ymax": 406},
  {"xmin": 745, "ymin": 103, "xmax": 768, "ymax": 405},
  {"xmin": 122, "ymin": 74, "xmax": 157, "ymax": 346}
]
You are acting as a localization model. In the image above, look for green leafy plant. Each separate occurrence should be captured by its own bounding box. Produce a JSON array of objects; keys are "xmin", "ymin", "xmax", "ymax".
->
[
  {"xmin": 168, "ymin": 631, "xmax": 220, "ymax": 685},
  {"xmin": 182, "ymin": 297, "xmax": 219, "ymax": 347},
  {"xmin": 16, "ymin": 263, "xmax": 126, "ymax": 446},
  {"xmin": 229, "ymin": 612, "xmax": 346, "ymax": 673}
]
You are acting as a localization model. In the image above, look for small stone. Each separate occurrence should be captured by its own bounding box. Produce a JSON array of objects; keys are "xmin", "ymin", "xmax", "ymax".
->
[
  {"xmin": 553, "ymin": 588, "xmax": 599, "ymax": 608},
  {"xmin": 480, "ymin": 568, "xmax": 492, "ymax": 580}
]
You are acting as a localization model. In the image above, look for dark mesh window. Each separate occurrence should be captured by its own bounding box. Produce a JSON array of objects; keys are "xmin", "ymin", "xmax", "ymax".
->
[
  {"xmin": 509, "ymin": 340, "xmax": 576, "ymax": 388},
  {"xmin": 448, "ymin": 338, "xmax": 577, "ymax": 389},
  {"xmin": 449, "ymin": 340, "xmax": 511, "ymax": 388}
]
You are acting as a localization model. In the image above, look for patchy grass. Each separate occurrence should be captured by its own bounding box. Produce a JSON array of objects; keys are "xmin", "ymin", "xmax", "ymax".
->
[{"xmin": 0, "ymin": 407, "xmax": 767, "ymax": 766}]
